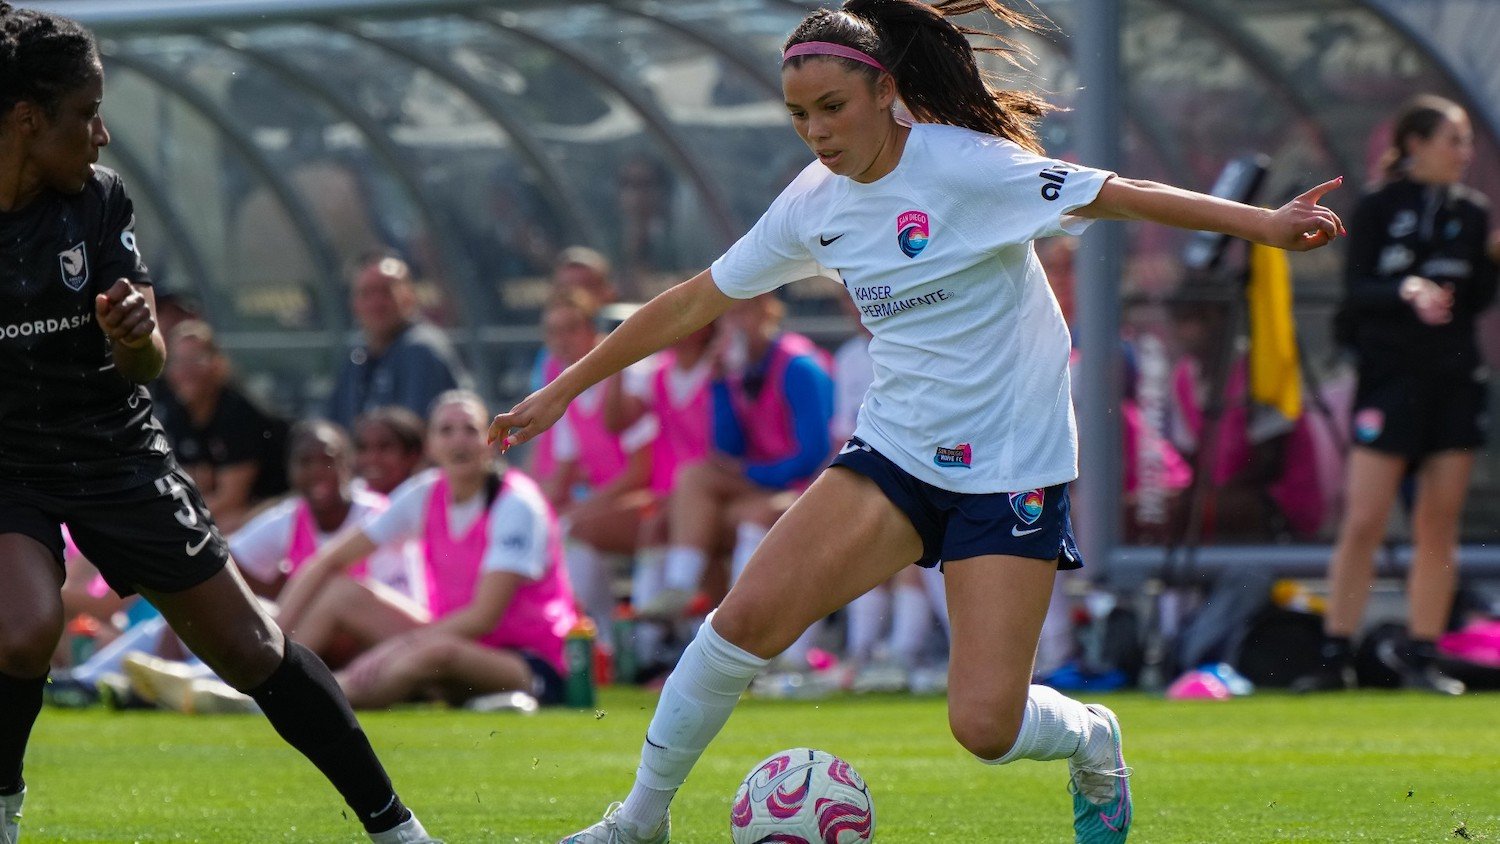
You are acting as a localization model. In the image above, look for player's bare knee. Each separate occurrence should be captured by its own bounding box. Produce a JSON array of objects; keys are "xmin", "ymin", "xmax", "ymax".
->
[
  {"xmin": 0, "ymin": 615, "xmax": 62, "ymax": 678},
  {"xmin": 948, "ymin": 705, "xmax": 1023, "ymax": 762},
  {"xmin": 205, "ymin": 625, "xmax": 285, "ymax": 690},
  {"xmin": 709, "ymin": 600, "xmax": 794, "ymax": 660}
]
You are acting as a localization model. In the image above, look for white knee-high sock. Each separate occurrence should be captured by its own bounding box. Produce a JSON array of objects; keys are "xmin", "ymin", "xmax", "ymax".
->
[
  {"xmin": 564, "ymin": 539, "xmax": 614, "ymax": 629},
  {"xmin": 982, "ymin": 684, "xmax": 1106, "ymax": 766},
  {"xmin": 631, "ymin": 547, "xmax": 668, "ymax": 662},
  {"xmin": 662, "ymin": 546, "xmax": 707, "ymax": 594},
  {"xmin": 889, "ymin": 584, "xmax": 932, "ymax": 670},
  {"xmin": 845, "ymin": 586, "xmax": 891, "ymax": 665},
  {"xmin": 729, "ymin": 522, "xmax": 768, "ymax": 585},
  {"xmin": 618, "ymin": 615, "xmax": 768, "ymax": 831}
]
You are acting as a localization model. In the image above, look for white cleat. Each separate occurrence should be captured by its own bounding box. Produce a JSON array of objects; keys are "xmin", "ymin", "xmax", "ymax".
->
[
  {"xmin": 121, "ymin": 652, "xmax": 259, "ymax": 715},
  {"xmin": 1, "ymin": 786, "xmax": 22, "ymax": 844},
  {"xmin": 368, "ymin": 814, "xmax": 442, "ymax": 843},
  {"xmin": 558, "ymin": 802, "xmax": 669, "ymax": 844}
]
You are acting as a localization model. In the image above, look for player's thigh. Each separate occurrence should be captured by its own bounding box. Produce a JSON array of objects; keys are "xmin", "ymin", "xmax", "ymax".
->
[
  {"xmin": 713, "ymin": 467, "xmax": 923, "ymax": 658},
  {"xmin": 331, "ymin": 577, "xmax": 429, "ymax": 646},
  {"xmin": 943, "ymin": 553, "xmax": 1057, "ymax": 751},
  {"xmin": 1411, "ymin": 449, "xmax": 1477, "ymax": 542},
  {"xmin": 0, "ymin": 528, "xmax": 67, "ymax": 674},
  {"xmin": 1339, "ymin": 447, "xmax": 1407, "ymax": 532},
  {"xmin": 568, "ymin": 491, "xmax": 649, "ymax": 553}
]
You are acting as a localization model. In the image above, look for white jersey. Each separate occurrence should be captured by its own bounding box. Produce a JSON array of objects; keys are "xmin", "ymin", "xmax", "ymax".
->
[
  {"xmin": 711, "ymin": 123, "xmax": 1111, "ymax": 493},
  {"xmin": 832, "ymin": 333, "xmax": 874, "ymax": 444},
  {"xmin": 229, "ymin": 487, "xmax": 426, "ymax": 602}
]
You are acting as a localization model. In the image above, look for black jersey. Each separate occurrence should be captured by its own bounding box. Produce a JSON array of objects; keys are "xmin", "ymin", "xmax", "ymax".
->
[
  {"xmin": 0, "ymin": 166, "xmax": 173, "ymax": 494},
  {"xmin": 1337, "ymin": 178, "xmax": 1498, "ymax": 374}
]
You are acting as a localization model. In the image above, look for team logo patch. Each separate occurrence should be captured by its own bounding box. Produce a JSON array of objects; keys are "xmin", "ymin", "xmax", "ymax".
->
[
  {"xmin": 1009, "ymin": 489, "xmax": 1045, "ymax": 525},
  {"xmin": 897, "ymin": 210, "xmax": 929, "ymax": 258},
  {"xmin": 933, "ymin": 442, "xmax": 971, "ymax": 469},
  {"xmin": 58, "ymin": 241, "xmax": 89, "ymax": 291},
  {"xmin": 1354, "ymin": 407, "xmax": 1384, "ymax": 443}
]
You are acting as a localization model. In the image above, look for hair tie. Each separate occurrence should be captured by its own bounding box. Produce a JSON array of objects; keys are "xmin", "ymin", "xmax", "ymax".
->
[{"xmin": 782, "ymin": 41, "xmax": 889, "ymax": 74}]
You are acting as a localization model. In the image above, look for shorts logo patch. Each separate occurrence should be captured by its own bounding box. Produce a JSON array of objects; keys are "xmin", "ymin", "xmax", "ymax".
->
[
  {"xmin": 897, "ymin": 210, "xmax": 929, "ymax": 258},
  {"xmin": 933, "ymin": 442, "xmax": 971, "ymax": 469},
  {"xmin": 1009, "ymin": 489, "xmax": 1045, "ymax": 525},
  {"xmin": 1354, "ymin": 407, "xmax": 1384, "ymax": 443},
  {"xmin": 58, "ymin": 241, "xmax": 89, "ymax": 291}
]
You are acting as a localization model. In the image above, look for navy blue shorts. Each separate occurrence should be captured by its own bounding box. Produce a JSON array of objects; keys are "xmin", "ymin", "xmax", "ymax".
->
[
  {"xmin": 522, "ymin": 652, "xmax": 565, "ymax": 706},
  {"xmin": 830, "ymin": 438, "xmax": 1082, "ymax": 570}
]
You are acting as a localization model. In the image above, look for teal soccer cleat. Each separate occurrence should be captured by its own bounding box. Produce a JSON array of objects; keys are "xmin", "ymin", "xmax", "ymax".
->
[{"xmin": 1069, "ymin": 704, "xmax": 1132, "ymax": 843}]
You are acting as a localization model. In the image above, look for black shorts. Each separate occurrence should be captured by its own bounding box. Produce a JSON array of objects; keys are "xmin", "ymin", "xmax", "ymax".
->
[
  {"xmin": 522, "ymin": 653, "xmax": 565, "ymax": 706},
  {"xmin": 829, "ymin": 437, "xmax": 1082, "ymax": 570},
  {"xmin": 0, "ymin": 467, "xmax": 229, "ymax": 597},
  {"xmin": 1352, "ymin": 365, "xmax": 1489, "ymax": 460}
]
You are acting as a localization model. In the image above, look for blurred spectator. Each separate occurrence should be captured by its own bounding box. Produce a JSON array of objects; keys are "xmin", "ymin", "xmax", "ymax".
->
[
  {"xmin": 279, "ymin": 391, "xmax": 577, "ymax": 710},
  {"xmin": 1296, "ymin": 96, "xmax": 1497, "ymax": 695},
  {"xmin": 326, "ymin": 251, "xmax": 472, "ymax": 429},
  {"xmin": 615, "ymin": 155, "xmax": 674, "ymax": 297},
  {"xmin": 352, "ymin": 406, "xmax": 427, "ymax": 497},
  {"xmin": 156, "ymin": 320, "xmax": 290, "ymax": 533}
]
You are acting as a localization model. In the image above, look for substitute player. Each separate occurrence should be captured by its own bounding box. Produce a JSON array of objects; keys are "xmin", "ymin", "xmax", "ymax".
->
[
  {"xmin": 492, "ymin": 2, "xmax": 1344, "ymax": 842},
  {"xmin": 0, "ymin": 5, "xmax": 434, "ymax": 841}
]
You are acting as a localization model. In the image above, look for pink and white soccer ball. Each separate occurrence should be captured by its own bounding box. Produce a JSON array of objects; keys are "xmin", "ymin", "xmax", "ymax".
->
[{"xmin": 729, "ymin": 748, "xmax": 875, "ymax": 843}]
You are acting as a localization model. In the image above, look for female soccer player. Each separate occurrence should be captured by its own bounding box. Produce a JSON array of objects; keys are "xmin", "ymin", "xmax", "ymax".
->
[
  {"xmin": 1295, "ymin": 95, "xmax": 1496, "ymax": 695},
  {"xmin": 0, "ymin": 6, "xmax": 433, "ymax": 841},
  {"xmin": 490, "ymin": 2, "xmax": 1344, "ymax": 842}
]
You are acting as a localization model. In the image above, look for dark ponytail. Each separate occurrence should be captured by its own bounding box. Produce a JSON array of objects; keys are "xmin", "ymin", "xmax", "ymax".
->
[
  {"xmin": 784, "ymin": 0, "xmax": 1054, "ymax": 154},
  {"xmin": 0, "ymin": 2, "xmax": 100, "ymax": 118},
  {"xmin": 1379, "ymin": 94, "xmax": 1464, "ymax": 180}
]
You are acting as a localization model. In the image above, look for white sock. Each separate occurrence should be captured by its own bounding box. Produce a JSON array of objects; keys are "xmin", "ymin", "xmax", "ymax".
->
[
  {"xmin": 662, "ymin": 546, "xmax": 707, "ymax": 594},
  {"xmin": 565, "ymin": 539, "xmax": 614, "ymax": 628},
  {"xmin": 889, "ymin": 585, "xmax": 932, "ymax": 670},
  {"xmin": 631, "ymin": 547, "xmax": 669, "ymax": 663},
  {"xmin": 982, "ymin": 684, "xmax": 1100, "ymax": 766},
  {"xmin": 729, "ymin": 522, "xmax": 768, "ymax": 585},
  {"xmin": 845, "ymin": 587, "xmax": 891, "ymax": 665},
  {"xmin": 619, "ymin": 615, "xmax": 768, "ymax": 831}
]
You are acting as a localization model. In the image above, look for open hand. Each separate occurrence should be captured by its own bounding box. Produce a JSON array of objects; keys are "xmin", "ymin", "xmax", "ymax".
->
[
  {"xmin": 94, "ymin": 278, "xmax": 156, "ymax": 348},
  {"xmin": 1265, "ymin": 177, "xmax": 1346, "ymax": 251},
  {"xmin": 487, "ymin": 385, "xmax": 570, "ymax": 453}
]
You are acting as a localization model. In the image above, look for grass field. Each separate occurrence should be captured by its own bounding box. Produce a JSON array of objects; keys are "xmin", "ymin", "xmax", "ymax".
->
[{"xmin": 20, "ymin": 688, "xmax": 1499, "ymax": 842}]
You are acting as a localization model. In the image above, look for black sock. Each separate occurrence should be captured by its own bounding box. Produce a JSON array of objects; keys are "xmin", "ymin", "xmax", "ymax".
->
[
  {"xmin": 1404, "ymin": 638, "xmax": 1439, "ymax": 669},
  {"xmin": 0, "ymin": 670, "xmax": 46, "ymax": 796},
  {"xmin": 246, "ymin": 642, "xmax": 410, "ymax": 833},
  {"xmin": 1318, "ymin": 635, "xmax": 1353, "ymax": 667}
]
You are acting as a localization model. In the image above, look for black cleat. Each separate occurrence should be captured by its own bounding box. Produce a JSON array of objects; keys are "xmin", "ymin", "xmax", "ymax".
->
[
  {"xmin": 1376, "ymin": 639, "xmax": 1465, "ymax": 696},
  {"xmin": 1289, "ymin": 663, "xmax": 1355, "ymax": 694}
]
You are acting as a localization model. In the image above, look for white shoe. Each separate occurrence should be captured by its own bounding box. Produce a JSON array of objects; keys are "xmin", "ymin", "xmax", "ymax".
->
[
  {"xmin": 368, "ymin": 814, "xmax": 442, "ymax": 843},
  {"xmin": 1, "ymin": 786, "xmax": 22, "ymax": 844},
  {"xmin": 908, "ymin": 664, "xmax": 949, "ymax": 696},
  {"xmin": 122, "ymin": 652, "xmax": 259, "ymax": 715},
  {"xmin": 637, "ymin": 588, "xmax": 694, "ymax": 620},
  {"xmin": 463, "ymin": 690, "xmax": 539, "ymax": 714},
  {"xmin": 558, "ymin": 802, "xmax": 669, "ymax": 843},
  {"xmin": 849, "ymin": 661, "xmax": 909, "ymax": 694}
]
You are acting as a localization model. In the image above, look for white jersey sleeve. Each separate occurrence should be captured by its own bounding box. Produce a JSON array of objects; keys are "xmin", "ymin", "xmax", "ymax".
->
[
  {"xmin": 711, "ymin": 161, "xmax": 835, "ymax": 299},
  {"xmin": 227, "ymin": 499, "xmax": 299, "ymax": 582},
  {"xmin": 940, "ymin": 136, "xmax": 1113, "ymax": 248},
  {"xmin": 361, "ymin": 468, "xmax": 440, "ymax": 547},
  {"xmin": 480, "ymin": 480, "xmax": 551, "ymax": 580}
]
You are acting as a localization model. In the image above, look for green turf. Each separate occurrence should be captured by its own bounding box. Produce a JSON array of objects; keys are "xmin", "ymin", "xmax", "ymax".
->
[{"xmin": 20, "ymin": 689, "xmax": 1499, "ymax": 842}]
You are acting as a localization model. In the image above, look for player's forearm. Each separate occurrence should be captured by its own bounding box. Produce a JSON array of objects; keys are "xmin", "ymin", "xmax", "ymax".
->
[
  {"xmin": 551, "ymin": 271, "xmax": 731, "ymax": 405},
  {"xmin": 1080, "ymin": 177, "xmax": 1274, "ymax": 245},
  {"xmin": 111, "ymin": 334, "xmax": 166, "ymax": 383}
]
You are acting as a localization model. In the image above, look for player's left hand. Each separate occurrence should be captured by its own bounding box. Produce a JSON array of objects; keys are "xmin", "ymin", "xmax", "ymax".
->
[
  {"xmin": 95, "ymin": 278, "xmax": 156, "ymax": 348},
  {"xmin": 1265, "ymin": 177, "xmax": 1346, "ymax": 251},
  {"xmin": 487, "ymin": 384, "xmax": 570, "ymax": 453}
]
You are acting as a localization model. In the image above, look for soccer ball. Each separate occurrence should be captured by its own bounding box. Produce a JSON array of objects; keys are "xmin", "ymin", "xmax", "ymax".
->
[{"xmin": 729, "ymin": 747, "xmax": 875, "ymax": 843}]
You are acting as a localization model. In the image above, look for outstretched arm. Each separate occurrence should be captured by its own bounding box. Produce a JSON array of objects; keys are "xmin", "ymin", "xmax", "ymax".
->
[
  {"xmin": 489, "ymin": 270, "xmax": 735, "ymax": 451},
  {"xmin": 1076, "ymin": 176, "xmax": 1346, "ymax": 252}
]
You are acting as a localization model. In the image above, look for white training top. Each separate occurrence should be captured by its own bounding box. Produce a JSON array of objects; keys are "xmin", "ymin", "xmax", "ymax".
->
[
  {"xmin": 711, "ymin": 123, "xmax": 1112, "ymax": 493},
  {"xmin": 361, "ymin": 468, "xmax": 551, "ymax": 581},
  {"xmin": 229, "ymin": 487, "xmax": 426, "ymax": 601},
  {"xmin": 832, "ymin": 333, "xmax": 874, "ymax": 444}
]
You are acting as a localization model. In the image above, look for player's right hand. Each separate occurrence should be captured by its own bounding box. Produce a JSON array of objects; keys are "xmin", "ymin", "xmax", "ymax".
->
[{"xmin": 487, "ymin": 386, "xmax": 568, "ymax": 453}]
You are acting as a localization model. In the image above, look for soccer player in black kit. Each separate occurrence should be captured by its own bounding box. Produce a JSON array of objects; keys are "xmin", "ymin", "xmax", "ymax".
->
[
  {"xmin": 0, "ymin": 6, "xmax": 436, "ymax": 841},
  {"xmin": 1295, "ymin": 94, "xmax": 1498, "ymax": 696}
]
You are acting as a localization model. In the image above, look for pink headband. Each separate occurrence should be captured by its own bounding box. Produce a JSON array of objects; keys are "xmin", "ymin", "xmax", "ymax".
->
[{"xmin": 782, "ymin": 41, "xmax": 889, "ymax": 74}]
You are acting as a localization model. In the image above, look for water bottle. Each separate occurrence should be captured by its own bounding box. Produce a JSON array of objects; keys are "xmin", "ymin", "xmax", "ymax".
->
[
  {"xmin": 67, "ymin": 614, "xmax": 100, "ymax": 666},
  {"xmin": 563, "ymin": 616, "xmax": 598, "ymax": 709},
  {"xmin": 612, "ymin": 604, "xmax": 640, "ymax": 686}
]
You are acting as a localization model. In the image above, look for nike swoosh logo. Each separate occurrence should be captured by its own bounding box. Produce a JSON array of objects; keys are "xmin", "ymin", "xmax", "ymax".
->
[
  {"xmin": 748, "ymin": 761, "xmax": 817, "ymax": 804},
  {"xmin": 838, "ymin": 441, "xmax": 868, "ymax": 455},
  {"xmin": 819, "ymin": 234, "xmax": 845, "ymax": 246},
  {"xmin": 185, "ymin": 532, "xmax": 212, "ymax": 557},
  {"xmin": 1011, "ymin": 525, "xmax": 1043, "ymax": 537}
]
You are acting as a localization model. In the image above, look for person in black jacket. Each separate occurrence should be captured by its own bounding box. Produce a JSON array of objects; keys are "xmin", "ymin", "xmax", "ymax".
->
[
  {"xmin": 1298, "ymin": 95, "xmax": 1498, "ymax": 695},
  {"xmin": 0, "ymin": 5, "xmax": 434, "ymax": 840}
]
